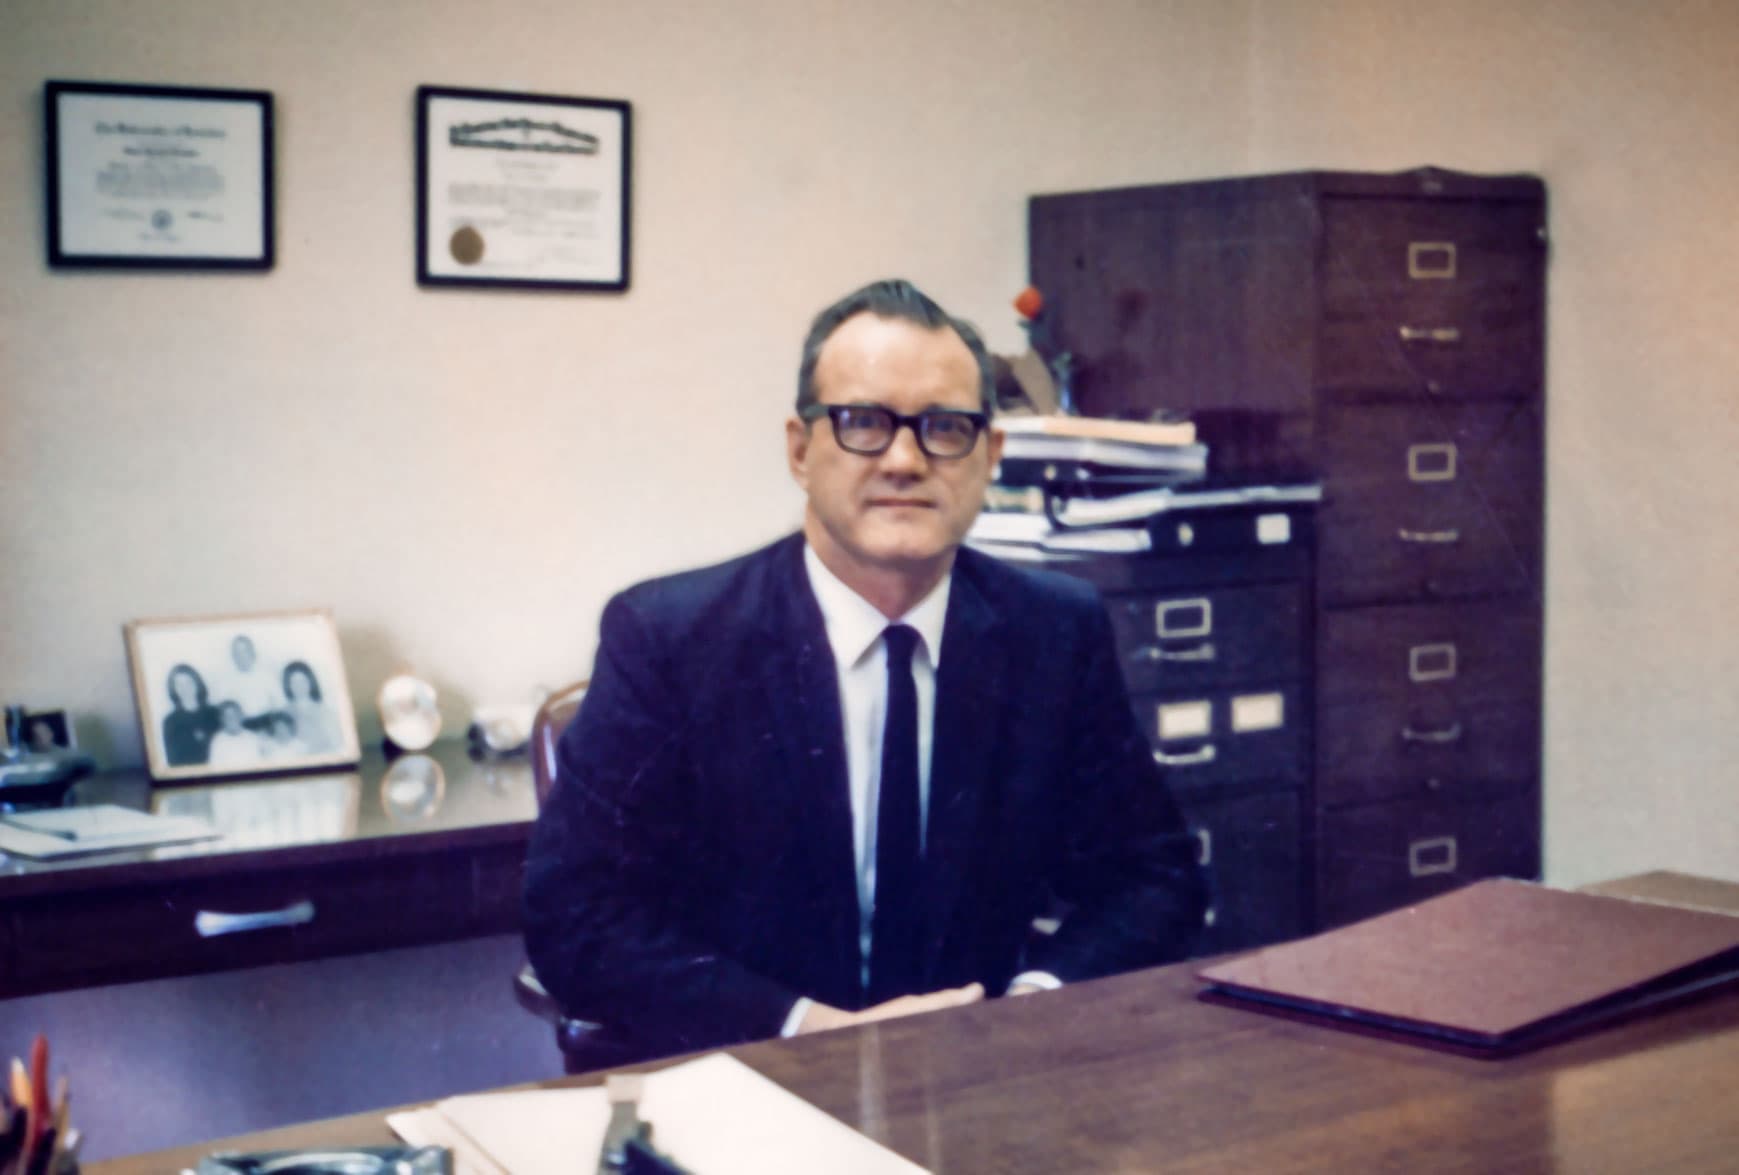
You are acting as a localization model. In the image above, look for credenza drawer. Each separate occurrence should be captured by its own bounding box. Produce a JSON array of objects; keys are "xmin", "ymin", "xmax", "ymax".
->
[
  {"xmin": 1133, "ymin": 683, "xmax": 1307, "ymax": 793},
  {"xmin": 3, "ymin": 847, "xmax": 524, "ymax": 997},
  {"xmin": 1317, "ymin": 197, "xmax": 1545, "ymax": 399},
  {"xmin": 1317, "ymin": 600, "xmax": 1541, "ymax": 707},
  {"xmin": 1317, "ymin": 400, "xmax": 1542, "ymax": 606},
  {"xmin": 1316, "ymin": 788, "xmax": 1539, "ymax": 928},
  {"xmin": 1176, "ymin": 788, "xmax": 1304, "ymax": 955},
  {"xmin": 1108, "ymin": 583, "xmax": 1307, "ymax": 693}
]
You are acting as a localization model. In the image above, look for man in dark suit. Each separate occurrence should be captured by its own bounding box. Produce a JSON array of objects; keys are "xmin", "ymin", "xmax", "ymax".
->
[{"xmin": 524, "ymin": 279, "xmax": 1206, "ymax": 1059}]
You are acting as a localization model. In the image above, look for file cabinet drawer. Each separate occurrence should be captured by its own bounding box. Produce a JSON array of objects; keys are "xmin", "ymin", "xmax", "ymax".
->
[
  {"xmin": 1133, "ymin": 683, "xmax": 1307, "ymax": 793},
  {"xmin": 1316, "ymin": 788, "xmax": 1539, "ymax": 929},
  {"xmin": 1108, "ymin": 583, "xmax": 1307, "ymax": 694},
  {"xmin": 1317, "ymin": 600, "xmax": 1541, "ymax": 707},
  {"xmin": 1317, "ymin": 400, "xmax": 1542, "ymax": 606},
  {"xmin": 1317, "ymin": 198, "xmax": 1545, "ymax": 398},
  {"xmin": 1176, "ymin": 787, "xmax": 1304, "ymax": 955},
  {"xmin": 1316, "ymin": 694, "xmax": 1540, "ymax": 805}
]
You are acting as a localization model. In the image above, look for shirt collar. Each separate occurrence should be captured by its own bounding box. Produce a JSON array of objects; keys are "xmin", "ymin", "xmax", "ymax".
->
[{"xmin": 802, "ymin": 543, "xmax": 951, "ymax": 670}]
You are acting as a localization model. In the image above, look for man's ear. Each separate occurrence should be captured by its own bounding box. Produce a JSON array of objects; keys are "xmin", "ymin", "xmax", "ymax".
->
[
  {"xmin": 985, "ymin": 424, "xmax": 1005, "ymax": 468},
  {"xmin": 786, "ymin": 416, "xmax": 811, "ymax": 489}
]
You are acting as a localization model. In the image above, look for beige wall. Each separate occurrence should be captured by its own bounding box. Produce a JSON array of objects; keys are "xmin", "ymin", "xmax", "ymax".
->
[
  {"xmin": 0, "ymin": 0, "xmax": 1254, "ymax": 753},
  {"xmin": 1248, "ymin": 0, "xmax": 1739, "ymax": 886},
  {"xmin": 5, "ymin": 0, "xmax": 1736, "ymax": 889}
]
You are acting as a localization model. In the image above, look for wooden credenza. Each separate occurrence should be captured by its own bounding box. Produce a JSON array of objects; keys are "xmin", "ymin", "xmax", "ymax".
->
[
  {"xmin": 0, "ymin": 742, "xmax": 535, "ymax": 997},
  {"xmin": 1030, "ymin": 167, "xmax": 1547, "ymax": 930}
]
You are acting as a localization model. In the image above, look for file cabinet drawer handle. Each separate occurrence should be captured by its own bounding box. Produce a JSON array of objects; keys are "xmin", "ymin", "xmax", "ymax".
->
[
  {"xmin": 1397, "ymin": 325, "xmax": 1462, "ymax": 344},
  {"xmin": 1397, "ymin": 527, "xmax": 1461, "ymax": 545},
  {"xmin": 194, "ymin": 900, "xmax": 316, "ymax": 938},
  {"xmin": 1401, "ymin": 721, "xmax": 1463, "ymax": 745},
  {"xmin": 1133, "ymin": 641, "xmax": 1217, "ymax": 664},
  {"xmin": 1408, "ymin": 836, "xmax": 1459, "ymax": 877},
  {"xmin": 1153, "ymin": 744, "xmax": 1217, "ymax": 768}
]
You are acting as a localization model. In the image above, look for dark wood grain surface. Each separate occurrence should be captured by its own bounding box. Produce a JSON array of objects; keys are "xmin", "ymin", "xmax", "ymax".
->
[
  {"xmin": 0, "ymin": 742, "xmax": 535, "ymax": 996},
  {"xmin": 88, "ymin": 954, "xmax": 1739, "ymax": 1173}
]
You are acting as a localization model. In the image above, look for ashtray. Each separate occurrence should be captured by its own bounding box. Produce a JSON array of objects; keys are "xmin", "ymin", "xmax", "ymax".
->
[{"xmin": 195, "ymin": 1146, "xmax": 450, "ymax": 1174}]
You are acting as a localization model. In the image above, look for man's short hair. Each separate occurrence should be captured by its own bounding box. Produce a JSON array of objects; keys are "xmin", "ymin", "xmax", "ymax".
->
[{"xmin": 795, "ymin": 279, "xmax": 996, "ymax": 416}]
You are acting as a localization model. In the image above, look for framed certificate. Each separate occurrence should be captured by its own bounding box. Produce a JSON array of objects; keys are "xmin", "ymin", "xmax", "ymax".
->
[
  {"xmin": 416, "ymin": 85, "xmax": 632, "ymax": 291},
  {"xmin": 45, "ymin": 80, "xmax": 274, "ymax": 269}
]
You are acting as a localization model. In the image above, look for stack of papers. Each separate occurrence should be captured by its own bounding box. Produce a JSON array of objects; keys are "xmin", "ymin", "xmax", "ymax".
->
[
  {"xmin": 968, "ymin": 511, "xmax": 1152, "ymax": 558},
  {"xmin": 0, "ymin": 804, "xmax": 219, "ymax": 860},
  {"xmin": 997, "ymin": 414, "xmax": 1206, "ymax": 475},
  {"xmin": 389, "ymin": 1053, "xmax": 926, "ymax": 1174}
]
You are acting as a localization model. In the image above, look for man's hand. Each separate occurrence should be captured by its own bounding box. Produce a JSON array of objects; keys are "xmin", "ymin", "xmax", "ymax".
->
[{"xmin": 796, "ymin": 983, "xmax": 984, "ymax": 1034}]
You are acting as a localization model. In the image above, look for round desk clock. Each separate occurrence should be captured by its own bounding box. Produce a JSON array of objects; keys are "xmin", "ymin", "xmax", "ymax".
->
[{"xmin": 377, "ymin": 673, "xmax": 441, "ymax": 752}]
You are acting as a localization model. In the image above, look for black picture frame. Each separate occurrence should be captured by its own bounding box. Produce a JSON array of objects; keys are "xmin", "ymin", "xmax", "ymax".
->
[
  {"xmin": 44, "ymin": 79, "xmax": 275, "ymax": 270},
  {"xmin": 416, "ymin": 84, "xmax": 632, "ymax": 292}
]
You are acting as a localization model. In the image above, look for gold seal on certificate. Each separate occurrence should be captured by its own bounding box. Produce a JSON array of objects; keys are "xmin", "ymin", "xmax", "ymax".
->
[{"xmin": 449, "ymin": 224, "xmax": 485, "ymax": 265}]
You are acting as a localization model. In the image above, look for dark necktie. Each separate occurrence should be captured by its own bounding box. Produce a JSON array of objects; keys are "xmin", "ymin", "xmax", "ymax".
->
[{"xmin": 869, "ymin": 623, "xmax": 923, "ymax": 1003}]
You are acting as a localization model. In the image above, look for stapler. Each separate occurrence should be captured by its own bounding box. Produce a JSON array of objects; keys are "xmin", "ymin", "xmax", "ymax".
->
[{"xmin": 597, "ymin": 1074, "xmax": 693, "ymax": 1175}]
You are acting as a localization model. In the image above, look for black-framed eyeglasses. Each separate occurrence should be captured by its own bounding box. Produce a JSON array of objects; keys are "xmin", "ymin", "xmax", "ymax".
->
[{"xmin": 799, "ymin": 403, "xmax": 990, "ymax": 460}]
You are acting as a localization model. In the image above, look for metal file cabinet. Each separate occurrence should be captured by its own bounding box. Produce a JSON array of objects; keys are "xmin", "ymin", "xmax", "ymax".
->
[
  {"xmin": 1030, "ymin": 167, "xmax": 1547, "ymax": 931},
  {"xmin": 1038, "ymin": 495, "xmax": 1316, "ymax": 954}
]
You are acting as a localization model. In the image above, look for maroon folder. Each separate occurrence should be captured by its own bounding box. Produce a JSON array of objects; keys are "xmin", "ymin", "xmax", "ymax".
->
[{"xmin": 1197, "ymin": 878, "xmax": 1739, "ymax": 1057}]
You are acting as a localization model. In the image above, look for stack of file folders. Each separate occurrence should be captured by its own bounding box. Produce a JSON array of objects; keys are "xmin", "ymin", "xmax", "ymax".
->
[
  {"xmin": 994, "ymin": 413, "xmax": 1206, "ymax": 490},
  {"xmin": 976, "ymin": 413, "xmax": 1210, "ymax": 558},
  {"xmin": 977, "ymin": 414, "xmax": 1319, "ymax": 559}
]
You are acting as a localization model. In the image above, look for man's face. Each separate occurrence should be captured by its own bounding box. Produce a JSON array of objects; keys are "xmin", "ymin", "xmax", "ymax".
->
[
  {"xmin": 787, "ymin": 313, "xmax": 1001, "ymax": 591},
  {"xmin": 232, "ymin": 636, "xmax": 256, "ymax": 671}
]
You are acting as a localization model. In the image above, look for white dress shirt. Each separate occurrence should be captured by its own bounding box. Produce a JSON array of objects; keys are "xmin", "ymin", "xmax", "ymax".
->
[{"xmin": 782, "ymin": 545, "xmax": 1059, "ymax": 1035}]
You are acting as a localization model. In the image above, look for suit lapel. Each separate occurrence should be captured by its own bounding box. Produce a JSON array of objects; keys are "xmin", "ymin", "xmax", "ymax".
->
[
  {"xmin": 758, "ymin": 539, "xmax": 861, "ymax": 994},
  {"xmin": 922, "ymin": 557, "xmax": 1008, "ymax": 981}
]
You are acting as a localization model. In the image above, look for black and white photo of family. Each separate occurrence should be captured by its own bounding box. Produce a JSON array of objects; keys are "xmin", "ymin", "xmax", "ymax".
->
[{"xmin": 129, "ymin": 611, "xmax": 360, "ymax": 779}]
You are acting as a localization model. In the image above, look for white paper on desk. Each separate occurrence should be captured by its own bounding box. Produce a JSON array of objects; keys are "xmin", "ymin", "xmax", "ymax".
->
[
  {"xmin": 0, "ymin": 804, "xmax": 218, "ymax": 859},
  {"xmin": 389, "ymin": 1053, "xmax": 927, "ymax": 1175}
]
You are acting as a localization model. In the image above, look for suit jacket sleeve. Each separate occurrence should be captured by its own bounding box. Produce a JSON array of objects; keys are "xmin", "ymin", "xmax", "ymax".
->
[
  {"xmin": 1024, "ymin": 593, "xmax": 1209, "ymax": 980},
  {"xmin": 522, "ymin": 590, "xmax": 803, "ymax": 1054}
]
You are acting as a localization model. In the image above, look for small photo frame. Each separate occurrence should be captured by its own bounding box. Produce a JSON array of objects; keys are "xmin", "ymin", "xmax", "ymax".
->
[
  {"xmin": 45, "ymin": 79, "xmax": 275, "ymax": 269},
  {"xmin": 16, "ymin": 710, "xmax": 76, "ymax": 754},
  {"xmin": 416, "ymin": 84, "xmax": 631, "ymax": 291},
  {"xmin": 125, "ymin": 610, "xmax": 361, "ymax": 782}
]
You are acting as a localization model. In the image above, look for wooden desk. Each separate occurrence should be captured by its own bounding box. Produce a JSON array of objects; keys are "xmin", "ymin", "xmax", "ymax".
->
[
  {"xmin": 88, "ymin": 957, "xmax": 1739, "ymax": 1173},
  {"xmin": 0, "ymin": 742, "xmax": 534, "ymax": 997}
]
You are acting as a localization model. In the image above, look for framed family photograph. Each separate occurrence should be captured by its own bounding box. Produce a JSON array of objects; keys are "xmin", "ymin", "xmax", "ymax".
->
[
  {"xmin": 125, "ymin": 609, "xmax": 361, "ymax": 781},
  {"xmin": 45, "ymin": 79, "xmax": 275, "ymax": 269},
  {"xmin": 416, "ymin": 84, "xmax": 631, "ymax": 291}
]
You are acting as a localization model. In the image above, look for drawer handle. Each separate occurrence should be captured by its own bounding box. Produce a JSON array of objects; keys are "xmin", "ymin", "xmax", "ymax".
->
[
  {"xmin": 1397, "ymin": 526, "xmax": 1460, "ymax": 545},
  {"xmin": 1153, "ymin": 744, "xmax": 1217, "ymax": 768},
  {"xmin": 1408, "ymin": 836, "xmax": 1459, "ymax": 877},
  {"xmin": 1134, "ymin": 641, "xmax": 1217, "ymax": 664},
  {"xmin": 1397, "ymin": 325, "xmax": 1462, "ymax": 344},
  {"xmin": 1401, "ymin": 721, "xmax": 1463, "ymax": 745},
  {"xmin": 194, "ymin": 900, "xmax": 316, "ymax": 938}
]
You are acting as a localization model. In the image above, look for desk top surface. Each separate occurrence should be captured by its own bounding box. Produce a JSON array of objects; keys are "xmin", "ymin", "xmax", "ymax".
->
[
  {"xmin": 0, "ymin": 741, "xmax": 535, "ymax": 897},
  {"xmin": 88, "ymin": 952, "xmax": 1739, "ymax": 1173}
]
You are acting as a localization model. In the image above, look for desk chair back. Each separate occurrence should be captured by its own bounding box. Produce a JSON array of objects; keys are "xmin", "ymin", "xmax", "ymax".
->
[
  {"xmin": 518, "ymin": 679, "xmax": 646, "ymax": 1073},
  {"xmin": 530, "ymin": 680, "xmax": 589, "ymax": 808}
]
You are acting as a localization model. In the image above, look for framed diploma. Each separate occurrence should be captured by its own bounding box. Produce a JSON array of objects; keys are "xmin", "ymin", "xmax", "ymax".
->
[
  {"xmin": 44, "ymin": 80, "xmax": 274, "ymax": 269},
  {"xmin": 416, "ymin": 85, "xmax": 632, "ymax": 291}
]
